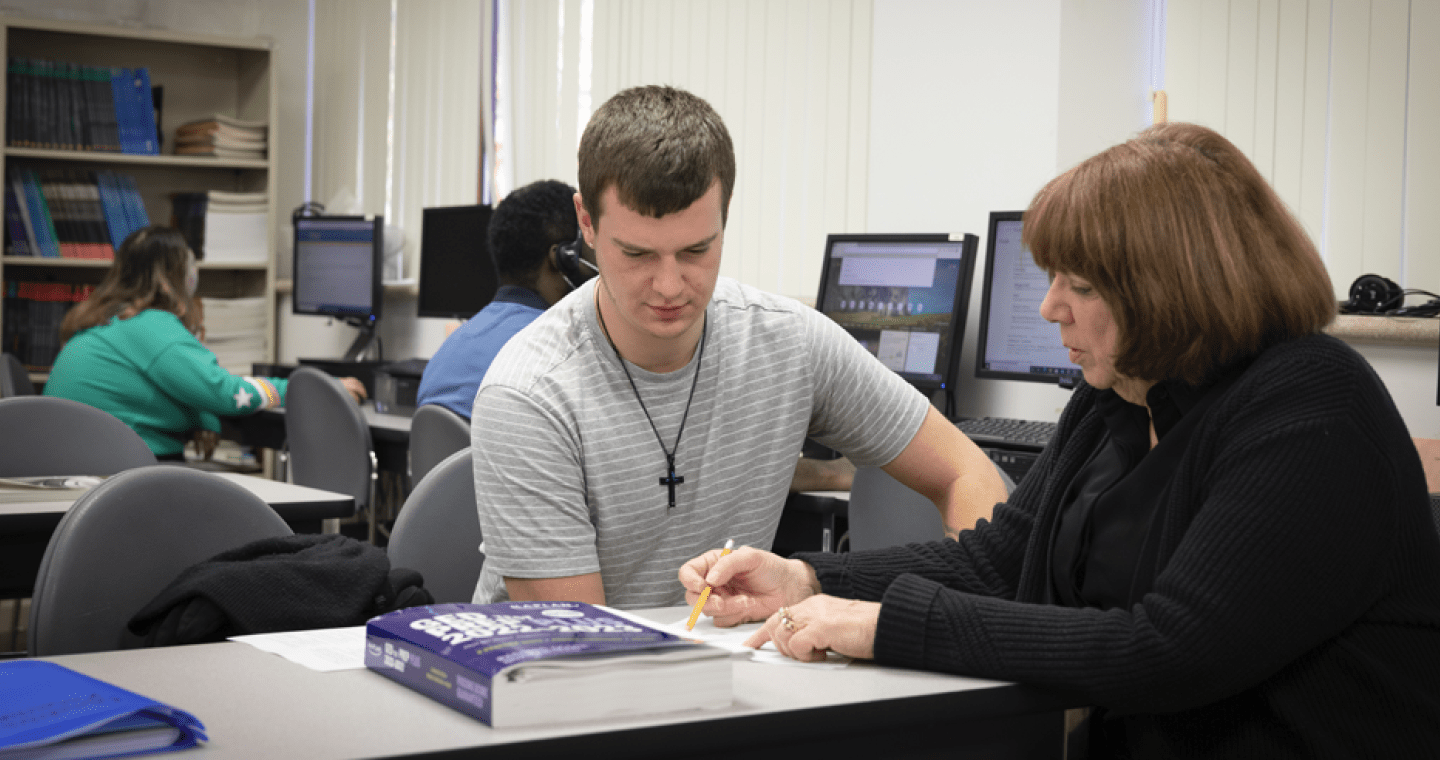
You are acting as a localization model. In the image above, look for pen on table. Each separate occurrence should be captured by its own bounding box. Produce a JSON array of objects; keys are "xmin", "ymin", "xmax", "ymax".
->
[{"xmin": 686, "ymin": 538, "xmax": 734, "ymax": 631}]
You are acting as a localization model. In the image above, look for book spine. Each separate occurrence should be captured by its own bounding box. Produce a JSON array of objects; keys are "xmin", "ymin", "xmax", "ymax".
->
[
  {"xmin": 118, "ymin": 173, "xmax": 149, "ymax": 231},
  {"xmin": 96, "ymin": 171, "xmax": 130, "ymax": 250},
  {"xmin": 8, "ymin": 172, "xmax": 38, "ymax": 256},
  {"xmin": 365, "ymin": 633, "xmax": 495, "ymax": 725},
  {"xmin": 20, "ymin": 169, "xmax": 59, "ymax": 258},
  {"xmin": 131, "ymin": 68, "xmax": 158, "ymax": 155},
  {"xmin": 4, "ymin": 183, "xmax": 30, "ymax": 256},
  {"xmin": 75, "ymin": 171, "xmax": 114, "ymax": 258},
  {"xmin": 6, "ymin": 58, "xmax": 20, "ymax": 148},
  {"xmin": 110, "ymin": 67, "xmax": 134, "ymax": 154},
  {"xmin": 36, "ymin": 170, "xmax": 74, "ymax": 257}
]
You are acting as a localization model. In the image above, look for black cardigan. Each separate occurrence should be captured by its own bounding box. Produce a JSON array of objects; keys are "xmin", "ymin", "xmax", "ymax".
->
[{"xmin": 802, "ymin": 333, "xmax": 1440, "ymax": 758}]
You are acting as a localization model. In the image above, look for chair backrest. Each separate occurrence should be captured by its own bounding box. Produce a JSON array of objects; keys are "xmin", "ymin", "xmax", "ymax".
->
[
  {"xmin": 284, "ymin": 367, "xmax": 374, "ymax": 509},
  {"xmin": 847, "ymin": 464, "xmax": 1015, "ymax": 551},
  {"xmin": 388, "ymin": 448, "xmax": 483, "ymax": 604},
  {"xmin": 0, "ymin": 396, "xmax": 157, "ymax": 477},
  {"xmin": 1, "ymin": 352, "xmax": 35, "ymax": 397},
  {"xmin": 28, "ymin": 465, "xmax": 293, "ymax": 655},
  {"xmin": 409, "ymin": 404, "xmax": 471, "ymax": 485}
]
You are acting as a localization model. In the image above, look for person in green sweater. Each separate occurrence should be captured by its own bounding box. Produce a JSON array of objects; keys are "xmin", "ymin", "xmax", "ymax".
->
[{"xmin": 45, "ymin": 225, "xmax": 365, "ymax": 461}]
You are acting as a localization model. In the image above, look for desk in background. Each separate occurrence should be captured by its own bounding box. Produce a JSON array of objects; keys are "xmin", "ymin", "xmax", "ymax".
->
[
  {"xmin": 232, "ymin": 403, "xmax": 412, "ymax": 482},
  {"xmin": 0, "ymin": 473, "xmax": 354, "ymax": 598},
  {"xmin": 37, "ymin": 606, "xmax": 1078, "ymax": 759}
]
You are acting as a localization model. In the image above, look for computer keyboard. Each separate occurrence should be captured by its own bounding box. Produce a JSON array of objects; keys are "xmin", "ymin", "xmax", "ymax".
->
[
  {"xmin": 984, "ymin": 447, "xmax": 1041, "ymax": 485},
  {"xmin": 956, "ymin": 417, "xmax": 1057, "ymax": 451}
]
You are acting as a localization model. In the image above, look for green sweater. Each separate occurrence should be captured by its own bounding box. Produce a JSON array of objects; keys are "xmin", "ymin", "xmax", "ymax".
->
[{"xmin": 44, "ymin": 309, "xmax": 286, "ymax": 457}]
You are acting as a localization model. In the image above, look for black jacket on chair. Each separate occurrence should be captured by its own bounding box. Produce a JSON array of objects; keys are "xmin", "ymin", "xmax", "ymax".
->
[{"xmin": 127, "ymin": 533, "xmax": 432, "ymax": 647}]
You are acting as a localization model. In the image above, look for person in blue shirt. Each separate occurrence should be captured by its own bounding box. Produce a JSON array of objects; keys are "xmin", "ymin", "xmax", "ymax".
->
[{"xmin": 418, "ymin": 179, "xmax": 595, "ymax": 419}]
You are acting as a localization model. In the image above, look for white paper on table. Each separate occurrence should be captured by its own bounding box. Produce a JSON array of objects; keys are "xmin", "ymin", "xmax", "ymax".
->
[
  {"xmin": 229, "ymin": 626, "xmax": 368, "ymax": 672},
  {"xmin": 605, "ymin": 607, "xmax": 851, "ymax": 669}
]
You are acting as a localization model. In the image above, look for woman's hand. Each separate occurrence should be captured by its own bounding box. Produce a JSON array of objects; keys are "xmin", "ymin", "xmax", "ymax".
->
[
  {"xmin": 744, "ymin": 595, "xmax": 881, "ymax": 662},
  {"xmin": 340, "ymin": 377, "xmax": 368, "ymax": 404},
  {"xmin": 678, "ymin": 546, "xmax": 820, "ymax": 628},
  {"xmin": 190, "ymin": 429, "xmax": 219, "ymax": 461}
]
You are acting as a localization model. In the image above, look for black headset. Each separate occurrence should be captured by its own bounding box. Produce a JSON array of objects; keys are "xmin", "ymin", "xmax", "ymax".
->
[
  {"xmin": 1342, "ymin": 274, "xmax": 1440, "ymax": 317},
  {"xmin": 1344, "ymin": 274, "xmax": 1404, "ymax": 314},
  {"xmin": 553, "ymin": 229, "xmax": 599, "ymax": 290}
]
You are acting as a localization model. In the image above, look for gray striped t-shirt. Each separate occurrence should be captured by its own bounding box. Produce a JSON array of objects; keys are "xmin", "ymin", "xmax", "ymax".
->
[{"xmin": 470, "ymin": 276, "xmax": 929, "ymax": 609}]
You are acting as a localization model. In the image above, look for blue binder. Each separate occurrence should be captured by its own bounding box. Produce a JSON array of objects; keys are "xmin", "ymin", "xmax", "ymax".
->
[{"xmin": 0, "ymin": 660, "xmax": 206, "ymax": 758}]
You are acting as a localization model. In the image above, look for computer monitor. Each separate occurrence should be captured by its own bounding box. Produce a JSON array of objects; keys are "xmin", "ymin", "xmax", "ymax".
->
[
  {"xmin": 292, "ymin": 215, "xmax": 384, "ymax": 361},
  {"xmin": 814, "ymin": 233, "xmax": 978, "ymax": 397},
  {"xmin": 973, "ymin": 211, "xmax": 1079, "ymax": 386},
  {"xmin": 416, "ymin": 204, "xmax": 497, "ymax": 320}
]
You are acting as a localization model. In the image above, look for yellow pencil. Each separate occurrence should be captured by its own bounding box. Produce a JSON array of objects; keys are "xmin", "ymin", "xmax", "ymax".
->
[{"xmin": 686, "ymin": 538, "xmax": 734, "ymax": 630}]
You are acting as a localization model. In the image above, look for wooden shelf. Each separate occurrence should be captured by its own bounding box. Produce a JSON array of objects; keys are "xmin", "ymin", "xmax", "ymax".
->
[
  {"xmin": 0, "ymin": 14, "xmax": 278, "ymax": 369},
  {"xmin": 5, "ymin": 146, "xmax": 268, "ymax": 170}
]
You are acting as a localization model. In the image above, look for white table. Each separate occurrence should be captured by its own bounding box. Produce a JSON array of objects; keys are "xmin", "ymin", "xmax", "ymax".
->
[{"xmin": 36, "ymin": 606, "xmax": 1078, "ymax": 759}]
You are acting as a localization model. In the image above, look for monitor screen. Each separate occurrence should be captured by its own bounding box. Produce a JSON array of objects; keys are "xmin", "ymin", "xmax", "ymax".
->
[
  {"xmin": 417, "ymin": 204, "xmax": 497, "ymax": 319},
  {"xmin": 292, "ymin": 215, "xmax": 383, "ymax": 323},
  {"xmin": 974, "ymin": 211, "xmax": 1078, "ymax": 386},
  {"xmin": 814, "ymin": 233, "xmax": 978, "ymax": 391}
]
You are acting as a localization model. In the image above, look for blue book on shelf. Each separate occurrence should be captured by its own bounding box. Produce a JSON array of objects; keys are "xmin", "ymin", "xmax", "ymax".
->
[
  {"xmin": 116, "ymin": 173, "xmax": 150, "ymax": 232},
  {"xmin": 109, "ymin": 67, "xmax": 135, "ymax": 154},
  {"xmin": 96, "ymin": 171, "xmax": 125, "ymax": 250},
  {"xmin": 110, "ymin": 67, "xmax": 158, "ymax": 155},
  {"xmin": 130, "ymin": 68, "xmax": 159, "ymax": 155},
  {"xmin": 6, "ymin": 179, "xmax": 35, "ymax": 256},
  {"xmin": 19, "ymin": 168, "xmax": 59, "ymax": 258},
  {"xmin": 0, "ymin": 660, "xmax": 206, "ymax": 759}
]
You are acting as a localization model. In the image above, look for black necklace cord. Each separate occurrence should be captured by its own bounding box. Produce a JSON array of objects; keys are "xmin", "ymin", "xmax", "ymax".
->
[{"xmin": 595, "ymin": 295, "xmax": 708, "ymax": 508}]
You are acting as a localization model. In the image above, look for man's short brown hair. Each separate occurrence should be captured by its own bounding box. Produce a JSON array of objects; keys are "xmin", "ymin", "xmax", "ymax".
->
[
  {"xmin": 578, "ymin": 85, "xmax": 736, "ymax": 226},
  {"xmin": 1024, "ymin": 122, "xmax": 1335, "ymax": 386}
]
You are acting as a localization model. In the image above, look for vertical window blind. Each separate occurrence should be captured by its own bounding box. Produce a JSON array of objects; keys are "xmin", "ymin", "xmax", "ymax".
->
[{"xmin": 1165, "ymin": 0, "xmax": 1439, "ymax": 297}]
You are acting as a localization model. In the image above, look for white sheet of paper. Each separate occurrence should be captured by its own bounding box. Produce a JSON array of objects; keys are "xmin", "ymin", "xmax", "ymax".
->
[
  {"xmin": 606, "ymin": 608, "xmax": 851, "ymax": 669},
  {"xmin": 229, "ymin": 626, "xmax": 368, "ymax": 672}
]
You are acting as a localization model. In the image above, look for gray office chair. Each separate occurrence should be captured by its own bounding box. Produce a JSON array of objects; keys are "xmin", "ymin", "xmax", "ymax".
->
[
  {"xmin": 1, "ymin": 352, "xmax": 35, "ymax": 397},
  {"xmin": 0, "ymin": 396, "xmax": 157, "ymax": 477},
  {"xmin": 284, "ymin": 367, "xmax": 379, "ymax": 542},
  {"xmin": 846, "ymin": 464, "xmax": 1015, "ymax": 551},
  {"xmin": 388, "ymin": 448, "xmax": 484, "ymax": 603},
  {"xmin": 28, "ymin": 465, "xmax": 293, "ymax": 655},
  {"xmin": 409, "ymin": 404, "xmax": 471, "ymax": 486}
]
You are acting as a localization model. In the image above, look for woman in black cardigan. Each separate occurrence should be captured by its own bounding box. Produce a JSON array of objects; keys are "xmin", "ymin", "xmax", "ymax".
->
[{"xmin": 681, "ymin": 122, "xmax": 1440, "ymax": 758}]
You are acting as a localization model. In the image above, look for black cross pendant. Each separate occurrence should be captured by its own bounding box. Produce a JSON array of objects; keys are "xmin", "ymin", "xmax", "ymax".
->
[{"xmin": 659, "ymin": 468, "xmax": 685, "ymax": 509}]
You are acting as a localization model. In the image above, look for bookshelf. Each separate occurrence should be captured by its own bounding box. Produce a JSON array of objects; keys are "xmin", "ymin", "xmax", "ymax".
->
[{"xmin": 0, "ymin": 15, "xmax": 277, "ymax": 381}]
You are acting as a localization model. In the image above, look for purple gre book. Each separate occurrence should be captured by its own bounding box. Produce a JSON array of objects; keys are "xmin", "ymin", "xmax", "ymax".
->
[{"xmin": 364, "ymin": 602, "xmax": 731, "ymax": 727}]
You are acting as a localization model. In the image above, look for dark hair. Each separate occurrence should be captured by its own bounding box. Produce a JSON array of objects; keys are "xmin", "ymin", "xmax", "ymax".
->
[
  {"xmin": 488, "ymin": 179, "xmax": 578, "ymax": 289},
  {"xmin": 577, "ymin": 85, "xmax": 736, "ymax": 226},
  {"xmin": 60, "ymin": 225, "xmax": 198, "ymax": 343},
  {"xmin": 1024, "ymin": 122, "xmax": 1335, "ymax": 386}
]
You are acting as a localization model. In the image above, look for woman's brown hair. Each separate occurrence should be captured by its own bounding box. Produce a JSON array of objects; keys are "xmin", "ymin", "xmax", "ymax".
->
[
  {"xmin": 1024, "ymin": 122, "xmax": 1335, "ymax": 386},
  {"xmin": 60, "ymin": 225, "xmax": 198, "ymax": 343}
]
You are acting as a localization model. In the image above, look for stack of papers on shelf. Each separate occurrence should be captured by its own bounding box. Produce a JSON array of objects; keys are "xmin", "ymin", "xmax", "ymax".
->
[
  {"xmin": 365, "ymin": 602, "xmax": 732, "ymax": 727},
  {"xmin": 200, "ymin": 190, "xmax": 268, "ymax": 264},
  {"xmin": 201, "ymin": 295, "xmax": 269, "ymax": 374},
  {"xmin": 174, "ymin": 114, "xmax": 268, "ymax": 160},
  {"xmin": 0, "ymin": 661, "xmax": 206, "ymax": 757}
]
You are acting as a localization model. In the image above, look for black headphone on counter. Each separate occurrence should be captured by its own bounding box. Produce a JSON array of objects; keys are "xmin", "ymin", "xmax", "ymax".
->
[
  {"xmin": 1342, "ymin": 274, "xmax": 1440, "ymax": 317},
  {"xmin": 1344, "ymin": 274, "xmax": 1404, "ymax": 314},
  {"xmin": 553, "ymin": 229, "xmax": 599, "ymax": 290}
]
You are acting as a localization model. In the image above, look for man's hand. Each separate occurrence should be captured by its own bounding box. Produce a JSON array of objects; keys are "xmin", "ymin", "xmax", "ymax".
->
[
  {"xmin": 339, "ymin": 376, "xmax": 368, "ymax": 404},
  {"xmin": 678, "ymin": 545, "xmax": 820, "ymax": 628}
]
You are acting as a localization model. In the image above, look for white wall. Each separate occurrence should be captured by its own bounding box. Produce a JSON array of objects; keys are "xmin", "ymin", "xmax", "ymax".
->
[{"xmin": 868, "ymin": 0, "xmax": 1153, "ymax": 422}]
